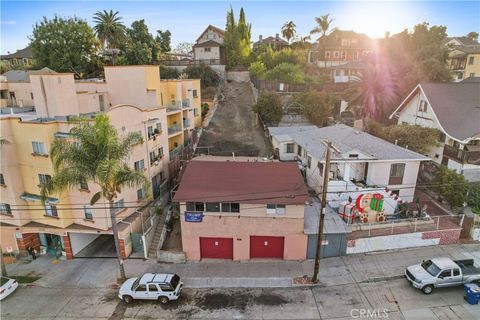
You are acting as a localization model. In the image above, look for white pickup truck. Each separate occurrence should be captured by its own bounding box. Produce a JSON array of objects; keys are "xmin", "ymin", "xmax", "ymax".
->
[
  {"xmin": 118, "ymin": 273, "xmax": 183, "ymax": 304},
  {"xmin": 405, "ymin": 257, "xmax": 480, "ymax": 294}
]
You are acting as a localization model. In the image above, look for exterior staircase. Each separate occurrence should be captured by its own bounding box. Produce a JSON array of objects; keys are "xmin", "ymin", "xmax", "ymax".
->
[{"xmin": 148, "ymin": 210, "xmax": 168, "ymax": 259}]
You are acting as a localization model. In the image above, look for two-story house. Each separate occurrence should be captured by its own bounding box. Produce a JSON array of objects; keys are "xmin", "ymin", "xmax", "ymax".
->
[
  {"xmin": 253, "ymin": 34, "xmax": 289, "ymax": 50},
  {"xmin": 0, "ymin": 46, "xmax": 33, "ymax": 69},
  {"xmin": 389, "ymin": 81, "xmax": 480, "ymax": 181},
  {"xmin": 269, "ymin": 124, "xmax": 429, "ymax": 203},
  {"xmin": 443, "ymin": 36, "xmax": 480, "ymax": 82},
  {"xmin": 192, "ymin": 25, "xmax": 225, "ymax": 65},
  {"xmin": 173, "ymin": 158, "xmax": 309, "ymax": 261},
  {"xmin": 308, "ymin": 30, "xmax": 374, "ymax": 68}
]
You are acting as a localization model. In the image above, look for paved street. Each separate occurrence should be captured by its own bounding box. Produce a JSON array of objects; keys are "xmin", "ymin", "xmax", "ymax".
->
[{"xmin": 1, "ymin": 244, "xmax": 479, "ymax": 319}]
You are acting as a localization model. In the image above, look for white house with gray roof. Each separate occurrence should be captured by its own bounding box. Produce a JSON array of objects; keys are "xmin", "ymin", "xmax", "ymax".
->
[
  {"xmin": 269, "ymin": 124, "xmax": 429, "ymax": 202},
  {"xmin": 389, "ymin": 82, "xmax": 480, "ymax": 181}
]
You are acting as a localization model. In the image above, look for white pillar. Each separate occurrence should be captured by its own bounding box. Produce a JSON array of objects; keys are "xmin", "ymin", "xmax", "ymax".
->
[{"xmin": 343, "ymin": 164, "xmax": 351, "ymax": 182}]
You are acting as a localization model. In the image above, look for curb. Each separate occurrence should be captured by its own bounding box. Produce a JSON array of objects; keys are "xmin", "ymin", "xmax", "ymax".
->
[{"xmin": 183, "ymin": 277, "xmax": 292, "ymax": 288}]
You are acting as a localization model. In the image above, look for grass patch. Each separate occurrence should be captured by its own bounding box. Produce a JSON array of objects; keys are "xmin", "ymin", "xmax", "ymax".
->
[{"xmin": 9, "ymin": 275, "xmax": 41, "ymax": 283}]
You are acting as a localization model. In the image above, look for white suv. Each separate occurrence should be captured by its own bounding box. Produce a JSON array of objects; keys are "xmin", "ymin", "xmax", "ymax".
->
[{"xmin": 118, "ymin": 273, "xmax": 183, "ymax": 304}]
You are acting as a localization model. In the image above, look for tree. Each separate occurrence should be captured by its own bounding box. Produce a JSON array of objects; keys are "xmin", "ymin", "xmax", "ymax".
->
[
  {"xmin": 224, "ymin": 7, "xmax": 252, "ymax": 69},
  {"xmin": 432, "ymin": 166, "xmax": 468, "ymax": 209},
  {"xmin": 292, "ymin": 91, "xmax": 334, "ymax": 127},
  {"xmin": 93, "ymin": 10, "xmax": 126, "ymax": 49},
  {"xmin": 156, "ymin": 30, "xmax": 172, "ymax": 55},
  {"xmin": 41, "ymin": 114, "xmax": 148, "ymax": 280},
  {"xmin": 184, "ymin": 63, "xmax": 220, "ymax": 89},
  {"xmin": 172, "ymin": 42, "xmax": 193, "ymax": 55},
  {"xmin": 159, "ymin": 65, "xmax": 179, "ymax": 79},
  {"xmin": 252, "ymin": 91, "xmax": 283, "ymax": 125},
  {"xmin": 467, "ymin": 183, "xmax": 480, "ymax": 214},
  {"xmin": 382, "ymin": 124, "xmax": 440, "ymax": 154},
  {"xmin": 310, "ymin": 14, "xmax": 334, "ymax": 68},
  {"xmin": 248, "ymin": 61, "xmax": 266, "ymax": 79},
  {"xmin": 30, "ymin": 16, "xmax": 101, "ymax": 77},
  {"xmin": 466, "ymin": 31, "xmax": 479, "ymax": 42},
  {"xmin": 345, "ymin": 61, "xmax": 399, "ymax": 121},
  {"xmin": 265, "ymin": 63, "xmax": 305, "ymax": 83},
  {"xmin": 119, "ymin": 20, "xmax": 160, "ymax": 65},
  {"xmin": 281, "ymin": 21, "xmax": 296, "ymax": 44}
]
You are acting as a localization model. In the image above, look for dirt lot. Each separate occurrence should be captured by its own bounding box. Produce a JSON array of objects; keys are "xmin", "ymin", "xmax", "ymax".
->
[{"xmin": 196, "ymin": 82, "xmax": 273, "ymax": 157}]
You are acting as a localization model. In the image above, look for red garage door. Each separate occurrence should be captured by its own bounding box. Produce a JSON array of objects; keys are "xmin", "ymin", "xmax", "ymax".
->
[
  {"xmin": 200, "ymin": 237, "xmax": 233, "ymax": 259},
  {"xmin": 250, "ymin": 236, "xmax": 284, "ymax": 259}
]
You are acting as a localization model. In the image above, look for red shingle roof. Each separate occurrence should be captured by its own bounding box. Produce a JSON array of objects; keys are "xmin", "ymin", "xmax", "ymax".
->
[{"xmin": 173, "ymin": 161, "xmax": 309, "ymax": 205}]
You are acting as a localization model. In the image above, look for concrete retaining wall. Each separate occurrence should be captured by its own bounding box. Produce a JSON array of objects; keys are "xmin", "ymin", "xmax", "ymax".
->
[
  {"xmin": 226, "ymin": 71, "xmax": 250, "ymax": 83},
  {"xmin": 157, "ymin": 250, "xmax": 186, "ymax": 263},
  {"xmin": 163, "ymin": 65, "xmax": 226, "ymax": 80}
]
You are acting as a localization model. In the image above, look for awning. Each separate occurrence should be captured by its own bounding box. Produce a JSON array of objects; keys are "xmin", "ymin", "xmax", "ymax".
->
[{"xmin": 20, "ymin": 192, "xmax": 59, "ymax": 204}]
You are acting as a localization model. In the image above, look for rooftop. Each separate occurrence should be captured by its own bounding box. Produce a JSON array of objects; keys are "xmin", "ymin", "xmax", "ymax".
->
[
  {"xmin": 304, "ymin": 202, "xmax": 351, "ymax": 235},
  {"xmin": 173, "ymin": 160, "xmax": 309, "ymax": 205},
  {"xmin": 269, "ymin": 124, "xmax": 429, "ymax": 161},
  {"xmin": 1, "ymin": 67, "xmax": 56, "ymax": 82},
  {"xmin": 0, "ymin": 46, "xmax": 33, "ymax": 59}
]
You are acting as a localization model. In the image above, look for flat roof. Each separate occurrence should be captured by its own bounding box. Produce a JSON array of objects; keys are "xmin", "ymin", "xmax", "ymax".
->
[{"xmin": 173, "ymin": 160, "xmax": 309, "ymax": 205}]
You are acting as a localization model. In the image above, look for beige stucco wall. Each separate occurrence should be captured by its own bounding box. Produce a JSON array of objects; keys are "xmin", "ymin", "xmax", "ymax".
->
[
  {"xmin": 194, "ymin": 47, "xmax": 221, "ymax": 61},
  {"xmin": 0, "ymin": 82, "xmax": 34, "ymax": 108}
]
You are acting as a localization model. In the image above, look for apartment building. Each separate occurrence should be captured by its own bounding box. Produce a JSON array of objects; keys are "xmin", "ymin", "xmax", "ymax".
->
[
  {"xmin": 173, "ymin": 158, "xmax": 309, "ymax": 261},
  {"xmin": 444, "ymin": 36, "xmax": 480, "ymax": 82},
  {"xmin": 0, "ymin": 65, "xmax": 201, "ymax": 258}
]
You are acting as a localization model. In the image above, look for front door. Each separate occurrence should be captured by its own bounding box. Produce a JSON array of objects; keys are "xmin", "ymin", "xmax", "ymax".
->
[{"xmin": 43, "ymin": 234, "xmax": 62, "ymax": 256}]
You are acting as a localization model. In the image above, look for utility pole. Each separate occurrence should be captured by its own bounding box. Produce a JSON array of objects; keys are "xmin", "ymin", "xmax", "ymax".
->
[
  {"xmin": 0, "ymin": 247, "xmax": 7, "ymax": 277},
  {"xmin": 313, "ymin": 140, "xmax": 332, "ymax": 283}
]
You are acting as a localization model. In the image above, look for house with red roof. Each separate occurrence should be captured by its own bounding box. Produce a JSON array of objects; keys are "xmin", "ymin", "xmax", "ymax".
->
[{"xmin": 173, "ymin": 158, "xmax": 309, "ymax": 261}]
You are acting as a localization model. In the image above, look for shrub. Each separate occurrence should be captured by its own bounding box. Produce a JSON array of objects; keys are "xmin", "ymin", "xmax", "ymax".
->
[
  {"xmin": 160, "ymin": 65, "xmax": 179, "ymax": 79},
  {"xmin": 252, "ymin": 91, "xmax": 283, "ymax": 125},
  {"xmin": 249, "ymin": 61, "xmax": 266, "ymax": 79},
  {"xmin": 184, "ymin": 63, "xmax": 220, "ymax": 89},
  {"xmin": 265, "ymin": 63, "xmax": 304, "ymax": 83}
]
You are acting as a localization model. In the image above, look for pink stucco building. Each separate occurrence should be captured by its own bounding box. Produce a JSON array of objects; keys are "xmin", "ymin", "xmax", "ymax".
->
[{"xmin": 173, "ymin": 159, "xmax": 309, "ymax": 261}]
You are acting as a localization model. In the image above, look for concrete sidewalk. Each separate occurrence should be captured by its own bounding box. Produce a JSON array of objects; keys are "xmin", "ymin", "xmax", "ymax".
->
[{"xmin": 6, "ymin": 243, "xmax": 479, "ymax": 289}]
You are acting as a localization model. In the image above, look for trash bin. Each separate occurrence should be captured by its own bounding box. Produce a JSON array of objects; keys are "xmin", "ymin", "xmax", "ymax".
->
[{"xmin": 464, "ymin": 283, "xmax": 480, "ymax": 305}]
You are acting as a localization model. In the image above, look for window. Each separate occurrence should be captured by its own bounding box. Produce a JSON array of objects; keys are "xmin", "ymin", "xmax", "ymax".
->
[
  {"xmin": 349, "ymin": 154, "xmax": 359, "ymax": 158},
  {"xmin": 148, "ymin": 284, "xmax": 158, "ymax": 292},
  {"xmin": 297, "ymin": 145, "xmax": 302, "ymax": 156},
  {"xmin": 334, "ymin": 51, "xmax": 339, "ymax": 58},
  {"xmin": 266, "ymin": 204, "xmax": 286, "ymax": 214},
  {"xmin": 32, "ymin": 141, "xmax": 47, "ymax": 155},
  {"xmin": 453, "ymin": 269, "xmax": 460, "ymax": 276},
  {"xmin": 158, "ymin": 147, "xmax": 164, "ymax": 157},
  {"xmin": 193, "ymin": 89, "xmax": 198, "ymax": 98},
  {"xmin": 30, "ymin": 92, "xmax": 34, "ymax": 100},
  {"xmin": 341, "ymin": 51, "xmax": 346, "ymax": 60},
  {"xmin": 194, "ymin": 108, "xmax": 199, "ymax": 117},
  {"xmin": 44, "ymin": 205, "xmax": 58, "ymax": 217},
  {"xmin": 150, "ymin": 151, "xmax": 157, "ymax": 165},
  {"xmin": 38, "ymin": 174, "xmax": 51, "ymax": 186},
  {"xmin": 80, "ymin": 178, "xmax": 88, "ymax": 190},
  {"xmin": 147, "ymin": 126, "xmax": 154, "ymax": 139},
  {"xmin": 468, "ymin": 56, "xmax": 474, "ymax": 65},
  {"xmin": 159, "ymin": 283, "xmax": 174, "ymax": 291},
  {"xmin": 318, "ymin": 162, "xmax": 324, "ymax": 175},
  {"xmin": 470, "ymin": 73, "xmax": 475, "ymax": 77},
  {"xmin": 134, "ymin": 159, "xmax": 145, "ymax": 171},
  {"xmin": 391, "ymin": 190, "xmax": 400, "ymax": 196},
  {"xmin": 84, "ymin": 206, "xmax": 93, "ymax": 220},
  {"xmin": 307, "ymin": 156, "xmax": 312, "ymax": 169},
  {"xmin": 0, "ymin": 203, "xmax": 12, "ymax": 215},
  {"xmin": 335, "ymin": 70, "xmax": 341, "ymax": 76},
  {"xmin": 155, "ymin": 122, "xmax": 162, "ymax": 133},
  {"xmin": 389, "ymin": 163, "xmax": 405, "ymax": 185},
  {"xmin": 439, "ymin": 270, "xmax": 451, "ymax": 278},
  {"xmin": 204, "ymin": 47, "xmax": 211, "ymax": 52},
  {"xmin": 0, "ymin": 173, "xmax": 5, "ymax": 185},
  {"xmin": 137, "ymin": 187, "xmax": 146, "ymax": 200},
  {"xmin": 353, "ymin": 51, "xmax": 358, "ymax": 60},
  {"xmin": 285, "ymin": 143, "xmax": 294, "ymax": 154},
  {"xmin": 186, "ymin": 202, "xmax": 204, "ymax": 212},
  {"xmin": 135, "ymin": 285, "xmax": 147, "ymax": 292},
  {"xmin": 206, "ymin": 202, "xmax": 220, "ymax": 212},
  {"xmin": 221, "ymin": 202, "xmax": 240, "ymax": 213},
  {"xmin": 418, "ymin": 100, "xmax": 427, "ymax": 112},
  {"xmin": 99, "ymin": 95, "xmax": 105, "ymax": 111},
  {"xmin": 325, "ymin": 51, "xmax": 330, "ymax": 58},
  {"xmin": 112, "ymin": 199, "xmax": 125, "ymax": 214}
]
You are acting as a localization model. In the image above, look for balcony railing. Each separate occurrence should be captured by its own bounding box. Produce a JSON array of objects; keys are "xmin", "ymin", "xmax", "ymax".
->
[
  {"xmin": 169, "ymin": 145, "xmax": 183, "ymax": 160},
  {"xmin": 443, "ymin": 144, "xmax": 480, "ymax": 165},
  {"xmin": 166, "ymin": 101, "xmax": 182, "ymax": 112},
  {"xmin": 183, "ymin": 119, "xmax": 191, "ymax": 128},
  {"xmin": 182, "ymin": 99, "xmax": 190, "ymax": 108},
  {"xmin": 160, "ymin": 59, "xmax": 225, "ymax": 66},
  {"xmin": 168, "ymin": 124, "xmax": 182, "ymax": 135}
]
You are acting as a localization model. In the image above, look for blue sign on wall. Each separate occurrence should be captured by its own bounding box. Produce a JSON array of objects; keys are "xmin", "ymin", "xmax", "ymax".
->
[{"xmin": 185, "ymin": 211, "xmax": 204, "ymax": 222}]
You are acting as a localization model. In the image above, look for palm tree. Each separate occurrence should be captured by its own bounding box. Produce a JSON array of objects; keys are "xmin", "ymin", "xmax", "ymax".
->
[
  {"xmin": 281, "ymin": 21, "xmax": 297, "ymax": 44},
  {"xmin": 345, "ymin": 62, "xmax": 399, "ymax": 121},
  {"xmin": 41, "ymin": 114, "xmax": 148, "ymax": 280},
  {"xmin": 310, "ymin": 14, "xmax": 334, "ymax": 67},
  {"xmin": 93, "ymin": 10, "xmax": 126, "ymax": 49}
]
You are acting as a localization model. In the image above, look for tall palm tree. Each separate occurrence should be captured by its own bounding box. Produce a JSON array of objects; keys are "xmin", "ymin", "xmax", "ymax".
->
[
  {"xmin": 281, "ymin": 21, "xmax": 297, "ymax": 44},
  {"xmin": 310, "ymin": 14, "xmax": 334, "ymax": 67},
  {"xmin": 345, "ymin": 62, "xmax": 399, "ymax": 121},
  {"xmin": 93, "ymin": 10, "xmax": 126, "ymax": 49},
  {"xmin": 41, "ymin": 114, "xmax": 148, "ymax": 280}
]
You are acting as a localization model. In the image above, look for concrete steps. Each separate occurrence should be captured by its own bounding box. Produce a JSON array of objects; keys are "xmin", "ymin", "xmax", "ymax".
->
[{"xmin": 148, "ymin": 212, "xmax": 167, "ymax": 259}]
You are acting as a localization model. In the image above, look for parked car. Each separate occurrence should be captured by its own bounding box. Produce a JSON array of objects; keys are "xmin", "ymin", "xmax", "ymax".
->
[
  {"xmin": 405, "ymin": 258, "xmax": 480, "ymax": 294},
  {"xmin": 0, "ymin": 276, "xmax": 18, "ymax": 300},
  {"xmin": 118, "ymin": 273, "xmax": 183, "ymax": 304}
]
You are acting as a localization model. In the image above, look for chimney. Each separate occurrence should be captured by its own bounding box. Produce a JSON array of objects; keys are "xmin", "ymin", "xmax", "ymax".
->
[
  {"xmin": 275, "ymin": 33, "xmax": 279, "ymax": 39},
  {"xmin": 259, "ymin": 35, "xmax": 263, "ymax": 41}
]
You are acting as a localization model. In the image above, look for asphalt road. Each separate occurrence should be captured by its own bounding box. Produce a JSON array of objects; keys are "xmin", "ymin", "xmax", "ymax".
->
[{"xmin": 1, "ymin": 277, "xmax": 478, "ymax": 319}]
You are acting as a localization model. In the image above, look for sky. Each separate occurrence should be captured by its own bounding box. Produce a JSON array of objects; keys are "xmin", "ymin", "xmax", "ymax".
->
[{"xmin": 1, "ymin": 0, "xmax": 479, "ymax": 54}]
